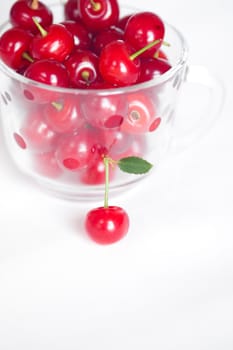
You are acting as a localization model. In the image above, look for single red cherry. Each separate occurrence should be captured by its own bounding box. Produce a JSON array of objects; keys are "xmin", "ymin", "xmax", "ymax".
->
[
  {"xmin": 64, "ymin": 0, "xmax": 81, "ymax": 21},
  {"xmin": 10, "ymin": 0, "xmax": 53, "ymax": 33},
  {"xmin": 30, "ymin": 22, "xmax": 74, "ymax": 62},
  {"xmin": 121, "ymin": 93, "xmax": 159, "ymax": 133},
  {"xmin": 91, "ymin": 26, "xmax": 124, "ymax": 55},
  {"xmin": 65, "ymin": 49, "xmax": 99, "ymax": 88},
  {"xmin": 20, "ymin": 110, "xmax": 58, "ymax": 151},
  {"xmin": 99, "ymin": 40, "xmax": 141, "ymax": 86},
  {"xmin": 60, "ymin": 20, "xmax": 92, "ymax": 51},
  {"xmin": 78, "ymin": 0, "xmax": 119, "ymax": 32},
  {"xmin": 43, "ymin": 96, "xmax": 84, "ymax": 133},
  {"xmin": 137, "ymin": 57, "xmax": 172, "ymax": 83},
  {"xmin": 124, "ymin": 11, "xmax": 165, "ymax": 58},
  {"xmin": 85, "ymin": 205, "xmax": 129, "ymax": 244},
  {"xmin": 0, "ymin": 27, "xmax": 33, "ymax": 69}
]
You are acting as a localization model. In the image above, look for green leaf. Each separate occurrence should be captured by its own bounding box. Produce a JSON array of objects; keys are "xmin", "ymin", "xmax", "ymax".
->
[{"xmin": 118, "ymin": 156, "xmax": 153, "ymax": 175}]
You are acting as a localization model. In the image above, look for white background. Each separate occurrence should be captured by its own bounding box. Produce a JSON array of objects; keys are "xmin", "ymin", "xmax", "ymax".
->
[{"xmin": 0, "ymin": 0, "xmax": 233, "ymax": 349}]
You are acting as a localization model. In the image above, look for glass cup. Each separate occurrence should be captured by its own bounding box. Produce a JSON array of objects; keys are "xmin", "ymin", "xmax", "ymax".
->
[{"xmin": 0, "ymin": 2, "xmax": 224, "ymax": 200}]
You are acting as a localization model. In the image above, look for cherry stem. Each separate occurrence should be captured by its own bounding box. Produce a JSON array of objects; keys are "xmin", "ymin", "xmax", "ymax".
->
[
  {"xmin": 51, "ymin": 101, "xmax": 63, "ymax": 111},
  {"xmin": 89, "ymin": 0, "xmax": 101, "ymax": 11},
  {"xmin": 22, "ymin": 52, "xmax": 34, "ymax": 63},
  {"xmin": 130, "ymin": 39, "xmax": 162, "ymax": 61},
  {"xmin": 104, "ymin": 157, "xmax": 110, "ymax": 208},
  {"xmin": 31, "ymin": 0, "xmax": 39, "ymax": 10},
  {"xmin": 81, "ymin": 70, "xmax": 90, "ymax": 82},
  {"xmin": 32, "ymin": 17, "xmax": 48, "ymax": 37}
]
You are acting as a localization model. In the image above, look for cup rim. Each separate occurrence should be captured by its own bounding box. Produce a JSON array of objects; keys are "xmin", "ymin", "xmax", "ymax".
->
[{"xmin": 0, "ymin": 15, "xmax": 189, "ymax": 96}]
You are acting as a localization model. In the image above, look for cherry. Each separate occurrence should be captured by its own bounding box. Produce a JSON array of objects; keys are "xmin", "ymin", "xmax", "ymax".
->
[
  {"xmin": 85, "ymin": 205, "xmax": 129, "ymax": 244},
  {"xmin": 124, "ymin": 11, "xmax": 165, "ymax": 58},
  {"xmin": 78, "ymin": 0, "xmax": 119, "ymax": 32},
  {"xmin": 117, "ymin": 14, "xmax": 132, "ymax": 31},
  {"xmin": 91, "ymin": 26, "xmax": 124, "ymax": 55},
  {"xmin": 32, "ymin": 150, "xmax": 63, "ymax": 178},
  {"xmin": 65, "ymin": 49, "xmax": 99, "ymax": 88},
  {"xmin": 121, "ymin": 93, "xmax": 159, "ymax": 133},
  {"xmin": 55, "ymin": 129, "xmax": 101, "ymax": 171},
  {"xmin": 81, "ymin": 93, "xmax": 127, "ymax": 129},
  {"xmin": 60, "ymin": 20, "xmax": 92, "ymax": 51},
  {"xmin": 30, "ymin": 21, "xmax": 74, "ymax": 62},
  {"xmin": 20, "ymin": 109, "xmax": 58, "ymax": 151},
  {"xmin": 64, "ymin": 0, "xmax": 81, "ymax": 22},
  {"xmin": 43, "ymin": 96, "xmax": 84, "ymax": 133},
  {"xmin": 137, "ymin": 57, "xmax": 172, "ymax": 83},
  {"xmin": 23, "ymin": 59, "xmax": 70, "ymax": 103},
  {"xmin": 99, "ymin": 40, "xmax": 141, "ymax": 86},
  {"xmin": 0, "ymin": 27, "xmax": 33, "ymax": 70},
  {"xmin": 10, "ymin": 0, "xmax": 53, "ymax": 33}
]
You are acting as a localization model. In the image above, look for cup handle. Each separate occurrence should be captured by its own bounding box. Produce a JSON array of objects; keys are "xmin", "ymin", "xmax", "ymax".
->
[{"xmin": 169, "ymin": 64, "xmax": 225, "ymax": 153}]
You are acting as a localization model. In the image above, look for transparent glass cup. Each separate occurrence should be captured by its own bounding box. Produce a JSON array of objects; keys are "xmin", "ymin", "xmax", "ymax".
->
[{"xmin": 0, "ymin": 2, "xmax": 224, "ymax": 200}]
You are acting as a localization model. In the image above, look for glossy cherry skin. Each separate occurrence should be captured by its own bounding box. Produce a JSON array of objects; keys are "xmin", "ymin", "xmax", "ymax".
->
[
  {"xmin": 64, "ymin": 0, "xmax": 81, "ymax": 21},
  {"xmin": 23, "ymin": 59, "xmax": 70, "ymax": 103},
  {"xmin": 0, "ymin": 27, "xmax": 33, "ymax": 70},
  {"xmin": 99, "ymin": 40, "xmax": 141, "ymax": 86},
  {"xmin": 60, "ymin": 20, "xmax": 92, "ymax": 51},
  {"xmin": 124, "ymin": 12, "xmax": 165, "ymax": 58},
  {"xmin": 91, "ymin": 26, "xmax": 124, "ymax": 55},
  {"xmin": 117, "ymin": 14, "xmax": 132, "ymax": 30},
  {"xmin": 10, "ymin": 0, "xmax": 53, "ymax": 33},
  {"xmin": 55, "ymin": 129, "xmax": 100, "ymax": 171},
  {"xmin": 137, "ymin": 57, "xmax": 172, "ymax": 83},
  {"xmin": 78, "ymin": 0, "xmax": 119, "ymax": 32},
  {"xmin": 20, "ymin": 110, "xmax": 58, "ymax": 151},
  {"xmin": 65, "ymin": 49, "xmax": 99, "ymax": 88},
  {"xmin": 85, "ymin": 206, "xmax": 129, "ymax": 244},
  {"xmin": 30, "ymin": 23, "xmax": 74, "ymax": 62},
  {"xmin": 121, "ymin": 93, "xmax": 160, "ymax": 134},
  {"xmin": 43, "ymin": 96, "xmax": 84, "ymax": 133}
]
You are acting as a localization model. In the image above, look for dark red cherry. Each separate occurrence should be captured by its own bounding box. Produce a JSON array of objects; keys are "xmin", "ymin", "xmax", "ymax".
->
[
  {"xmin": 60, "ymin": 20, "xmax": 92, "ymax": 51},
  {"xmin": 0, "ymin": 27, "xmax": 33, "ymax": 70},
  {"xmin": 64, "ymin": 0, "xmax": 81, "ymax": 21},
  {"xmin": 91, "ymin": 26, "xmax": 123, "ymax": 55},
  {"xmin": 65, "ymin": 49, "xmax": 99, "ymax": 88},
  {"xmin": 78, "ymin": 0, "xmax": 119, "ymax": 32},
  {"xmin": 99, "ymin": 40, "xmax": 141, "ymax": 86},
  {"xmin": 124, "ymin": 11, "xmax": 165, "ymax": 58},
  {"xmin": 10, "ymin": 0, "xmax": 53, "ymax": 33},
  {"xmin": 30, "ymin": 22, "xmax": 74, "ymax": 62},
  {"xmin": 137, "ymin": 57, "xmax": 172, "ymax": 83}
]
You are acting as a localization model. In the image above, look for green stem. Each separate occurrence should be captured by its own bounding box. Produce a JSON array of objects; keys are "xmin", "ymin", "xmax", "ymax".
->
[
  {"xmin": 104, "ymin": 157, "xmax": 110, "ymax": 208},
  {"xmin": 22, "ymin": 52, "xmax": 34, "ymax": 63},
  {"xmin": 90, "ymin": 0, "xmax": 101, "ymax": 11},
  {"xmin": 32, "ymin": 17, "xmax": 48, "ymax": 37},
  {"xmin": 130, "ymin": 39, "xmax": 162, "ymax": 61}
]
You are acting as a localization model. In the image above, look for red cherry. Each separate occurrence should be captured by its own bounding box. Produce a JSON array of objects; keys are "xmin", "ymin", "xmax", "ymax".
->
[
  {"xmin": 99, "ymin": 40, "xmax": 141, "ymax": 86},
  {"xmin": 0, "ymin": 27, "xmax": 33, "ymax": 69},
  {"xmin": 121, "ymin": 93, "xmax": 158, "ymax": 133},
  {"xmin": 43, "ymin": 96, "xmax": 84, "ymax": 133},
  {"xmin": 30, "ymin": 23, "xmax": 74, "ymax": 62},
  {"xmin": 65, "ymin": 49, "xmax": 99, "ymax": 88},
  {"xmin": 78, "ymin": 0, "xmax": 119, "ymax": 32},
  {"xmin": 81, "ymin": 93, "xmax": 126, "ymax": 129},
  {"xmin": 137, "ymin": 57, "xmax": 172, "ymax": 83},
  {"xmin": 23, "ymin": 59, "xmax": 70, "ymax": 103},
  {"xmin": 91, "ymin": 26, "xmax": 124, "ymax": 55},
  {"xmin": 85, "ymin": 206, "xmax": 129, "ymax": 244},
  {"xmin": 117, "ymin": 14, "xmax": 132, "ymax": 31},
  {"xmin": 55, "ymin": 129, "xmax": 100, "ymax": 171},
  {"xmin": 64, "ymin": 0, "xmax": 81, "ymax": 21},
  {"xmin": 60, "ymin": 20, "xmax": 92, "ymax": 51},
  {"xmin": 10, "ymin": 0, "xmax": 53, "ymax": 33},
  {"xmin": 20, "ymin": 110, "xmax": 58, "ymax": 151},
  {"xmin": 124, "ymin": 12, "xmax": 165, "ymax": 58}
]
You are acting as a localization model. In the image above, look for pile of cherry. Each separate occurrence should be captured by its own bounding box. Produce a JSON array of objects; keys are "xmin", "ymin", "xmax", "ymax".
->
[{"xmin": 0, "ymin": 0, "xmax": 174, "ymax": 244}]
